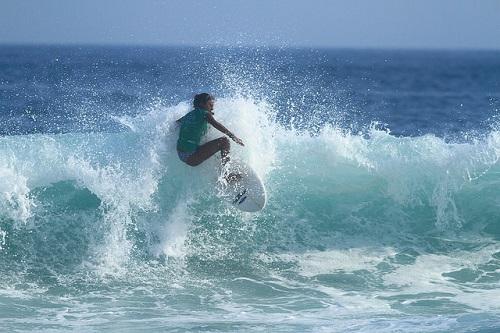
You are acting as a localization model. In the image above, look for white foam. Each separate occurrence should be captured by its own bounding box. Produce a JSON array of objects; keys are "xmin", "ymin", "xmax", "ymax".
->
[
  {"xmin": 278, "ymin": 247, "xmax": 396, "ymax": 277},
  {"xmin": 153, "ymin": 198, "xmax": 192, "ymax": 258}
]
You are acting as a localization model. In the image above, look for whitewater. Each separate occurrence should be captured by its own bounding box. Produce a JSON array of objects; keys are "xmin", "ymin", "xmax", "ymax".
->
[{"xmin": 1, "ymin": 46, "xmax": 500, "ymax": 332}]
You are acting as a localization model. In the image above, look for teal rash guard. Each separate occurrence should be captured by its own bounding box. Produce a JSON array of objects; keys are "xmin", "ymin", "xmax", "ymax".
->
[{"xmin": 176, "ymin": 108, "xmax": 209, "ymax": 152}]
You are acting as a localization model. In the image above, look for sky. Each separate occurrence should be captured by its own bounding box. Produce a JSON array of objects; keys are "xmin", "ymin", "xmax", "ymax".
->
[{"xmin": 1, "ymin": 0, "xmax": 499, "ymax": 50}]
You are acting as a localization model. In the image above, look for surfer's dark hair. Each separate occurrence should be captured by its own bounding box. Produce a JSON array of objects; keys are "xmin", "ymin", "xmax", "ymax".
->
[{"xmin": 193, "ymin": 93, "xmax": 214, "ymax": 108}]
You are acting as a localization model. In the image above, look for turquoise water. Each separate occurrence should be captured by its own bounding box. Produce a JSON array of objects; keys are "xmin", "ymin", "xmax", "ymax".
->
[{"xmin": 1, "ymin": 46, "xmax": 500, "ymax": 332}]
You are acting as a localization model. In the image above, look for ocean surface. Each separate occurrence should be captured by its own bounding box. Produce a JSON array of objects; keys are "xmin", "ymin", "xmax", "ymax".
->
[{"xmin": 1, "ymin": 45, "xmax": 500, "ymax": 332}]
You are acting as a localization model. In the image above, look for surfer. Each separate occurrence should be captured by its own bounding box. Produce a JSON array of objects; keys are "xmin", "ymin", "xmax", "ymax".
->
[{"xmin": 176, "ymin": 93, "xmax": 244, "ymax": 175}]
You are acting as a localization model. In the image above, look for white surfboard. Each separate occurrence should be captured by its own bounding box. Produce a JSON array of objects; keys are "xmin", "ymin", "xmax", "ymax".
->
[{"xmin": 217, "ymin": 161, "xmax": 266, "ymax": 212}]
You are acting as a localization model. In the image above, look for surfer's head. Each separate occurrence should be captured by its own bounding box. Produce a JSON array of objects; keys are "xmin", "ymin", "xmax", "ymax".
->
[{"xmin": 194, "ymin": 93, "xmax": 215, "ymax": 111}]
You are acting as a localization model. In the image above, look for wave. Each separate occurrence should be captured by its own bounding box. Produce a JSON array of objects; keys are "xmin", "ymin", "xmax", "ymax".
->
[{"xmin": 0, "ymin": 96, "xmax": 500, "ymax": 280}]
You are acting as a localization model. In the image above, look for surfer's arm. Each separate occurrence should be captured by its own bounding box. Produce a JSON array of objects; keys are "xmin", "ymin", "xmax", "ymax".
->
[{"xmin": 206, "ymin": 113, "xmax": 244, "ymax": 146}]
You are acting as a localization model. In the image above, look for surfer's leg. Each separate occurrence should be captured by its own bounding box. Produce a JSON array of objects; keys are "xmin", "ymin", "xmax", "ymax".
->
[{"xmin": 184, "ymin": 137, "xmax": 230, "ymax": 166}]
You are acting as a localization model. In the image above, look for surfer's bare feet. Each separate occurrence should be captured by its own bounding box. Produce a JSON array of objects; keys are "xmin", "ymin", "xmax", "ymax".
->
[{"xmin": 225, "ymin": 172, "xmax": 242, "ymax": 183}]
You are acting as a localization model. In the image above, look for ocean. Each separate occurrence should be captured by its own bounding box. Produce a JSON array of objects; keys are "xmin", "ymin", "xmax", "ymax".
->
[{"xmin": 1, "ymin": 45, "xmax": 500, "ymax": 332}]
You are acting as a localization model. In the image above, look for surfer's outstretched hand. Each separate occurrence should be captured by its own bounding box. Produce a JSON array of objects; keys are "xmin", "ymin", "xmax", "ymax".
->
[{"xmin": 231, "ymin": 135, "xmax": 245, "ymax": 146}]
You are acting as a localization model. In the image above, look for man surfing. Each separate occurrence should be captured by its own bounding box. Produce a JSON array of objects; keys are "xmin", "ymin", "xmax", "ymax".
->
[{"xmin": 176, "ymin": 93, "xmax": 244, "ymax": 179}]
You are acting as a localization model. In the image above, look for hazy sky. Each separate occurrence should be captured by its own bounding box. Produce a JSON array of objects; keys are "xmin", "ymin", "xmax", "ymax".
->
[{"xmin": 1, "ymin": 0, "xmax": 499, "ymax": 49}]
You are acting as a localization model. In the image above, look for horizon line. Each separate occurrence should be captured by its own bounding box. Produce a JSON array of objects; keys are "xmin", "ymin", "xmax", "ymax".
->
[{"xmin": 1, "ymin": 42, "xmax": 500, "ymax": 53}]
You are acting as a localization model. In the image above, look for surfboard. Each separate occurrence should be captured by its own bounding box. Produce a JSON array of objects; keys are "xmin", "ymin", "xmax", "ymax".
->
[{"xmin": 217, "ymin": 161, "xmax": 266, "ymax": 212}]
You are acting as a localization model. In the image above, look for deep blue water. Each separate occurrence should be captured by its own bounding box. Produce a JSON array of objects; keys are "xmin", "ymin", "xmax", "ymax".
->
[
  {"xmin": 1, "ymin": 45, "xmax": 500, "ymax": 332},
  {"xmin": 2, "ymin": 46, "xmax": 499, "ymax": 136}
]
